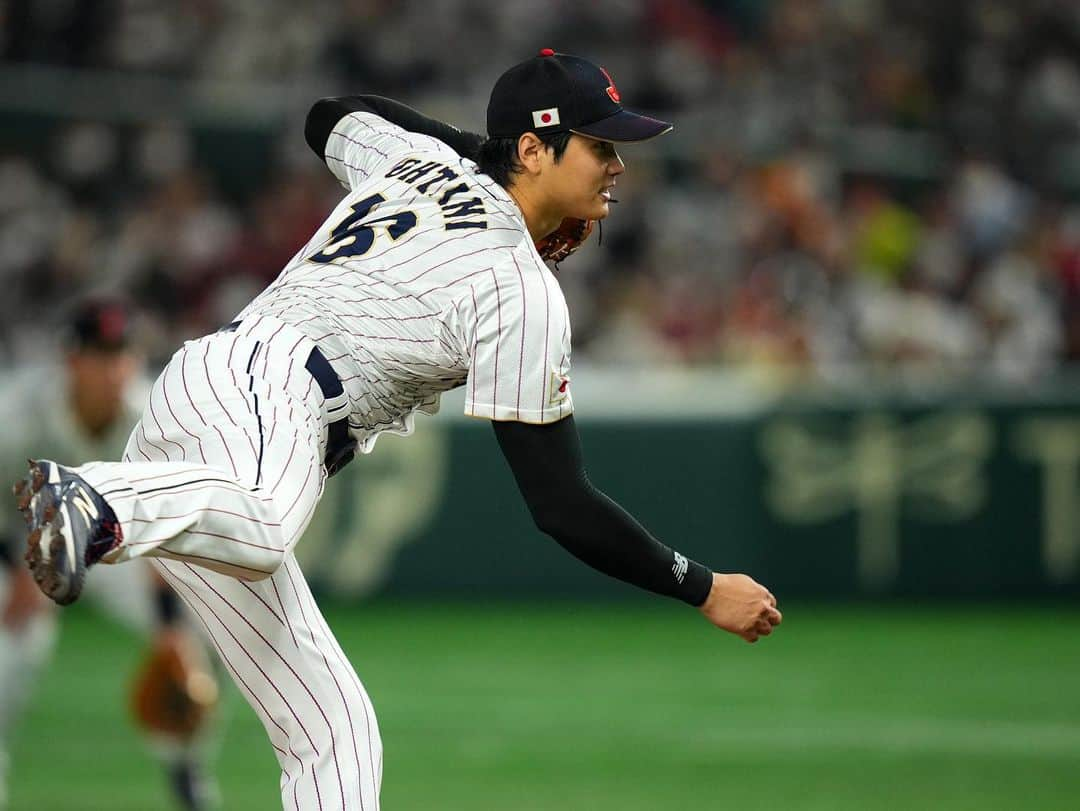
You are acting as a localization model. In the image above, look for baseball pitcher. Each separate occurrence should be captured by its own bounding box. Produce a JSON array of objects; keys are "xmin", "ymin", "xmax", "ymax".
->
[{"xmin": 13, "ymin": 50, "xmax": 781, "ymax": 808}]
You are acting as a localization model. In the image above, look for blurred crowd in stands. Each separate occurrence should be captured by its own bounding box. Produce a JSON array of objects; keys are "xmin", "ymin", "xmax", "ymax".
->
[{"xmin": 2, "ymin": 0, "xmax": 1080, "ymax": 386}]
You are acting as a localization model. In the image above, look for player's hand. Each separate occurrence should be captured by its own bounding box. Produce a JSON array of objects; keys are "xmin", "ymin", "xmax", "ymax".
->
[
  {"xmin": 698, "ymin": 573, "xmax": 781, "ymax": 643},
  {"xmin": 2, "ymin": 566, "xmax": 49, "ymax": 630}
]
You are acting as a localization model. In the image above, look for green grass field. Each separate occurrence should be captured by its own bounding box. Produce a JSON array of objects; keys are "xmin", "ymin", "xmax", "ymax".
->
[{"xmin": 8, "ymin": 601, "xmax": 1080, "ymax": 810}]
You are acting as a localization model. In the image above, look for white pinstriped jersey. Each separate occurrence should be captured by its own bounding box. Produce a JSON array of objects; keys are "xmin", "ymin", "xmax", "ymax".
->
[{"xmin": 238, "ymin": 112, "xmax": 574, "ymax": 454}]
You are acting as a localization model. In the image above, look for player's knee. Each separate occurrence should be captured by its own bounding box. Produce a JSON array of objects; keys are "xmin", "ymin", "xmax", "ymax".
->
[
  {"xmin": 314, "ymin": 681, "xmax": 382, "ymax": 760},
  {"xmin": 248, "ymin": 520, "xmax": 291, "ymax": 577},
  {"xmin": 316, "ymin": 714, "xmax": 381, "ymax": 784},
  {"xmin": 241, "ymin": 547, "xmax": 285, "ymax": 580}
]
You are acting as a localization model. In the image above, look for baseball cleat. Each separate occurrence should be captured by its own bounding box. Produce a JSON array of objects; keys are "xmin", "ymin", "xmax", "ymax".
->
[{"xmin": 13, "ymin": 460, "xmax": 123, "ymax": 606}]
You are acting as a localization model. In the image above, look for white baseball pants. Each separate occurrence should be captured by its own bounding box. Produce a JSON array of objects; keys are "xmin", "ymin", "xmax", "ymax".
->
[{"xmin": 72, "ymin": 317, "xmax": 383, "ymax": 810}]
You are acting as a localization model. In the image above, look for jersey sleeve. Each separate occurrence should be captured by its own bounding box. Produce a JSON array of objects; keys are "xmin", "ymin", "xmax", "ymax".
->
[
  {"xmin": 463, "ymin": 247, "xmax": 574, "ymax": 424},
  {"xmin": 324, "ymin": 111, "xmax": 452, "ymax": 191}
]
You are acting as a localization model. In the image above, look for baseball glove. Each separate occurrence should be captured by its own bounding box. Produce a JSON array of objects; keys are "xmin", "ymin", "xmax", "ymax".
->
[
  {"xmin": 535, "ymin": 217, "xmax": 595, "ymax": 263},
  {"xmin": 131, "ymin": 630, "xmax": 219, "ymax": 743}
]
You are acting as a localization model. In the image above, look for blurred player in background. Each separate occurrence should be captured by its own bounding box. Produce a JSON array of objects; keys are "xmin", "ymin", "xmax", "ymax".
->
[{"xmin": 0, "ymin": 299, "xmax": 219, "ymax": 810}]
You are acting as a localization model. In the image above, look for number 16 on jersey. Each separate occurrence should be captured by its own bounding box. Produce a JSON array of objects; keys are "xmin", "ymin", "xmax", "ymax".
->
[{"xmin": 310, "ymin": 193, "xmax": 418, "ymax": 264}]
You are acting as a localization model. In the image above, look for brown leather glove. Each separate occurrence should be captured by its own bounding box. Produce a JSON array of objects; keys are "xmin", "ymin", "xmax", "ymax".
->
[
  {"xmin": 534, "ymin": 217, "xmax": 595, "ymax": 263},
  {"xmin": 130, "ymin": 629, "xmax": 219, "ymax": 742}
]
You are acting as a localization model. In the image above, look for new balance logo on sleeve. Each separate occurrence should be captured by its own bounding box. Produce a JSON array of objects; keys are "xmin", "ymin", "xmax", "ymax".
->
[{"xmin": 672, "ymin": 552, "xmax": 689, "ymax": 584}]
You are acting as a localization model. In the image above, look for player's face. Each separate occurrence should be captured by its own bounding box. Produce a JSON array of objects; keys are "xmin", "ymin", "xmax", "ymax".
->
[
  {"xmin": 67, "ymin": 348, "xmax": 138, "ymax": 432},
  {"xmin": 544, "ymin": 134, "xmax": 625, "ymax": 220}
]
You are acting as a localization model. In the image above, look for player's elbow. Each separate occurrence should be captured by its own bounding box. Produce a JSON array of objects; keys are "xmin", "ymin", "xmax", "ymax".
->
[
  {"xmin": 520, "ymin": 472, "xmax": 595, "ymax": 539},
  {"xmin": 527, "ymin": 495, "xmax": 576, "ymax": 540},
  {"xmin": 530, "ymin": 509, "xmax": 562, "ymax": 540}
]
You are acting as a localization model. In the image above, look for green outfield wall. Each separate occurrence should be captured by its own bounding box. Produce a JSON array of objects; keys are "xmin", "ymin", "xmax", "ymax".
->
[{"xmin": 295, "ymin": 397, "xmax": 1080, "ymax": 600}]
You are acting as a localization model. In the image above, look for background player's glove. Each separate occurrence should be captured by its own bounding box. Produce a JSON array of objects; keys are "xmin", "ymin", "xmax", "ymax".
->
[
  {"xmin": 131, "ymin": 629, "xmax": 219, "ymax": 743},
  {"xmin": 535, "ymin": 217, "xmax": 595, "ymax": 263}
]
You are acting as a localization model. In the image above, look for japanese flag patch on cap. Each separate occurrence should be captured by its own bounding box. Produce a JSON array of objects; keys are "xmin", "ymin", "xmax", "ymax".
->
[{"xmin": 532, "ymin": 107, "xmax": 561, "ymax": 128}]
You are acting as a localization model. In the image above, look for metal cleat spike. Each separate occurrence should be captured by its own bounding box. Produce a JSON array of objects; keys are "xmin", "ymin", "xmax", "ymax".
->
[{"xmin": 29, "ymin": 463, "xmax": 44, "ymax": 493}]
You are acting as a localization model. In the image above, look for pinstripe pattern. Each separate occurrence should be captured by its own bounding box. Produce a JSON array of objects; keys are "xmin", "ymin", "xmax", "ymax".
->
[
  {"xmin": 53, "ymin": 108, "xmax": 582, "ymax": 809},
  {"xmin": 71, "ymin": 317, "xmax": 381, "ymax": 808},
  {"xmin": 157, "ymin": 557, "xmax": 381, "ymax": 810},
  {"xmin": 237, "ymin": 111, "xmax": 574, "ymax": 446}
]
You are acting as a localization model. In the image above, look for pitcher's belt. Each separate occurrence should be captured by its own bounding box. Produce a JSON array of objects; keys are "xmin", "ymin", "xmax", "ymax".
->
[{"xmin": 221, "ymin": 321, "xmax": 356, "ymax": 477}]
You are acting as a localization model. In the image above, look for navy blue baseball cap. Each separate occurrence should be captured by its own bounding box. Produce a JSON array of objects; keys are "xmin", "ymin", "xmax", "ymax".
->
[{"xmin": 487, "ymin": 48, "xmax": 673, "ymax": 143}]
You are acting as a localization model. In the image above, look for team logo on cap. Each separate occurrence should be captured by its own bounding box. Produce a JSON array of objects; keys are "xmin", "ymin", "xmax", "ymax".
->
[
  {"xmin": 532, "ymin": 107, "xmax": 560, "ymax": 128},
  {"xmin": 599, "ymin": 67, "xmax": 620, "ymax": 103}
]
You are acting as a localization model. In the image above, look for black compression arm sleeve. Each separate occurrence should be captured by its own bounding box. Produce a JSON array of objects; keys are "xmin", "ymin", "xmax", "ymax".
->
[
  {"xmin": 492, "ymin": 416, "xmax": 714, "ymax": 606},
  {"xmin": 305, "ymin": 95, "xmax": 484, "ymax": 163}
]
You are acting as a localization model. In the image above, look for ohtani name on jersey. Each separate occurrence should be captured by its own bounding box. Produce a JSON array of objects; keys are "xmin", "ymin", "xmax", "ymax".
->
[{"xmin": 385, "ymin": 158, "xmax": 487, "ymax": 231}]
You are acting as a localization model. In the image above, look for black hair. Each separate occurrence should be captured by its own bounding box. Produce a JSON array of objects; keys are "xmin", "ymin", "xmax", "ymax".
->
[{"xmin": 476, "ymin": 131, "xmax": 573, "ymax": 188}]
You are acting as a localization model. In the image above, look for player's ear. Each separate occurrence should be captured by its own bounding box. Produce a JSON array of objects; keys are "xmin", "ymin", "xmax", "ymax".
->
[{"xmin": 515, "ymin": 132, "xmax": 546, "ymax": 176}]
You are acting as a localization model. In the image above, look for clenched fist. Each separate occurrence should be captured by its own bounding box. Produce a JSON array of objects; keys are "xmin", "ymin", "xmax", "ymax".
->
[{"xmin": 699, "ymin": 573, "xmax": 782, "ymax": 643}]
